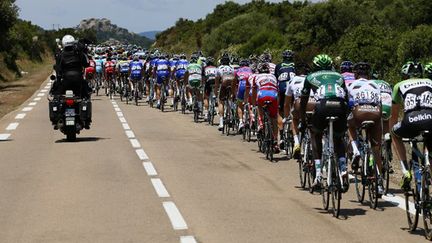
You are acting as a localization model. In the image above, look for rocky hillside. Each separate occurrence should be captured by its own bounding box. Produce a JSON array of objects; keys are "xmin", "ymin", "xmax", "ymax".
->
[{"xmin": 78, "ymin": 18, "xmax": 153, "ymax": 47}]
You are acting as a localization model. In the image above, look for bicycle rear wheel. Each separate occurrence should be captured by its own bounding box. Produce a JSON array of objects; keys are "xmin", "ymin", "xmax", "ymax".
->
[
  {"xmin": 367, "ymin": 157, "xmax": 379, "ymax": 209},
  {"xmin": 382, "ymin": 143, "xmax": 391, "ymax": 195},
  {"xmin": 422, "ymin": 168, "xmax": 432, "ymax": 240},
  {"xmin": 321, "ymin": 177, "xmax": 330, "ymax": 210},
  {"xmin": 354, "ymin": 157, "xmax": 366, "ymax": 203},
  {"xmin": 330, "ymin": 159, "xmax": 342, "ymax": 218}
]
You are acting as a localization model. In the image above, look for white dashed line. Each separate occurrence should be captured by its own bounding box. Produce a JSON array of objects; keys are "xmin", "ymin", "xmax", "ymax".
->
[
  {"xmin": 163, "ymin": 201, "xmax": 188, "ymax": 230},
  {"xmin": 33, "ymin": 97, "xmax": 41, "ymax": 101},
  {"xmin": 15, "ymin": 113, "xmax": 26, "ymax": 120},
  {"xmin": 28, "ymin": 102, "xmax": 37, "ymax": 106},
  {"xmin": 41, "ymin": 89, "xmax": 48, "ymax": 92},
  {"xmin": 117, "ymin": 112, "xmax": 124, "ymax": 117},
  {"xmin": 135, "ymin": 149, "xmax": 149, "ymax": 160},
  {"xmin": 6, "ymin": 123, "xmax": 19, "ymax": 131},
  {"xmin": 151, "ymin": 178, "xmax": 170, "ymax": 197},
  {"xmin": 0, "ymin": 133, "xmax": 11, "ymax": 140},
  {"xmin": 180, "ymin": 236, "xmax": 198, "ymax": 243},
  {"xmin": 119, "ymin": 117, "xmax": 127, "ymax": 123},
  {"xmin": 122, "ymin": 123, "xmax": 130, "ymax": 130},
  {"xmin": 114, "ymin": 107, "xmax": 121, "ymax": 112},
  {"xmin": 22, "ymin": 107, "xmax": 33, "ymax": 112},
  {"xmin": 130, "ymin": 138, "xmax": 141, "ymax": 148},
  {"xmin": 37, "ymin": 93, "xmax": 45, "ymax": 97},
  {"xmin": 125, "ymin": 130, "xmax": 135, "ymax": 138},
  {"xmin": 143, "ymin": 162, "xmax": 158, "ymax": 176}
]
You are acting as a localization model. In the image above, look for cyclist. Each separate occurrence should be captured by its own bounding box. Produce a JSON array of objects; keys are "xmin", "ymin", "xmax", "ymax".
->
[
  {"xmin": 250, "ymin": 62, "xmax": 279, "ymax": 153},
  {"xmin": 340, "ymin": 60, "xmax": 355, "ymax": 86},
  {"xmin": 95, "ymin": 55, "xmax": 104, "ymax": 85},
  {"xmin": 216, "ymin": 53, "xmax": 235, "ymax": 131},
  {"xmin": 104, "ymin": 57, "xmax": 116, "ymax": 95},
  {"xmin": 275, "ymin": 50, "xmax": 296, "ymax": 149},
  {"xmin": 129, "ymin": 55, "xmax": 144, "ymax": 100},
  {"xmin": 284, "ymin": 63, "xmax": 314, "ymax": 158},
  {"xmin": 260, "ymin": 52, "xmax": 276, "ymax": 75},
  {"xmin": 372, "ymin": 74, "xmax": 394, "ymax": 173},
  {"xmin": 346, "ymin": 62, "xmax": 384, "ymax": 194},
  {"xmin": 203, "ymin": 57, "xmax": 218, "ymax": 121},
  {"xmin": 390, "ymin": 61, "xmax": 432, "ymax": 190},
  {"xmin": 117, "ymin": 55, "xmax": 130, "ymax": 94},
  {"xmin": 300, "ymin": 54, "xmax": 349, "ymax": 190},
  {"xmin": 174, "ymin": 54, "xmax": 189, "ymax": 103},
  {"xmin": 85, "ymin": 55, "xmax": 96, "ymax": 91},
  {"xmin": 234, "ymin": 59, "xmax": 253, "ymax": 132},
  {"xmin": 184, "ymin": 54, "xmax": 204, "ymax": 114},
  {"xmin": 153, "ymin": 53, "xmax": 170, "ymax": 109}
]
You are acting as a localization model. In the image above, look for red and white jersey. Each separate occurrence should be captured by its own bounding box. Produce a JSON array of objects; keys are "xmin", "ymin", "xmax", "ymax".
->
[
  {"xmin": 252, "ymin": 73, "xmax": 278, "ymax": 92},
  {"xmin": 88, "ymin": 60, "xmax": 96, "ymax": 68},
  {"xmin": 104, "ymin": 61, "xmax": 115, "ymax": 73}
]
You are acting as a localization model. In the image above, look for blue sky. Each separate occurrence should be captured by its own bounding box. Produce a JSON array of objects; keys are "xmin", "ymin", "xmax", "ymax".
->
[{"xmin": 16, "ymin": 0, "xmax": 320, "ymax": 33}]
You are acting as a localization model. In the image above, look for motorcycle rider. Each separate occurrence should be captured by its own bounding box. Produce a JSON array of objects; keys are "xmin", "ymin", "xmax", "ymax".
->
[{"xmin": 50, "ymin": 35, "xmax": 92, "ymax": 129}]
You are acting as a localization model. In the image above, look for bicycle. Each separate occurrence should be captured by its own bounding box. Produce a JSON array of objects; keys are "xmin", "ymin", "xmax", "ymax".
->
[
  {"xmin": 381, "ymin": 136, "xmax": 392, "ymax": 195},
  {"xmin": 130, "ymin": 78, "xmax": 140, "ymax": 106},
  {"xmin": 321, "ymin": 116, "xmax": 343, "ymax": 218},
  {"xmin": 402, "ymin": 131, "xmax": 432, "ymax": 239},
  {"xmin": 223, "ymin": 98, "xmax": 238, "ymax": 136},
  {"xmin": 353, "ymin": 121, "xmax": 380, "ymax": 209},
  {"xmin": 171, "ymin": 79, "xmax": 179, "ymax": 111},
  {"xmin": 262, "ymin": 100, "xmax": 275, "ymax": 162},
  {"xmin": 180, "ymin": 81, "xmax": 187, "ymax": 114},
  {"xmin": 299, "ymin": 112, "xmax": 315, "ymax": 191},
  {"xmin": 243, "ymin": 102, "xmax": 251, "ymax": 141},
  {"xmin": 108, "ymin": 75, "xmax": 116, "ymax": 100},
  {"xmin": 208, "ymin": 85, "xmax": 217, "ymax": 125},
  {"xmin": 192, "ymin": 87, "xmax": 202, "ymax": 123},
  {"xmin": 159, "ymin": 77, "xmax": 167, "ymax": 111}
]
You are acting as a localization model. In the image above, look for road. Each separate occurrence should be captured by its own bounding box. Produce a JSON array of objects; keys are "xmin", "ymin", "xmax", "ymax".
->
[{"xmin": 0, "ymin": 76, "xmax": 425, "ymax": 242}]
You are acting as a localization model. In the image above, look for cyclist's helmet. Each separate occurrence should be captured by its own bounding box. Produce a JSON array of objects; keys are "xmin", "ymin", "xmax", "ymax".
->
[
  {"xmin": 401, "ymin": 61, "xmax": 423, "ymax": 78},
  {"xmin": 340, "ymin": 60, "xmax": 354, "ymax": 73},
  {"xmin": 313, "ymin": 54, "xmax": 333, "ymax": 70},
  {"xmin": 282, "ymin": 50, "xmax": 294, "ymax": 61},
  {"xmin": 239, "ymin": 59, "xmax": 249, "ymax": 67},
  {"xmin": 353, "ymin": 62, "xmax": 371, "ymax": 77},
  {"xmin": 190, "ymin": 54, "xmax": 199, "ymax": 63},
  {"xmin": 257, "ymin": 62, "xmax": 270, "ymax": 74},
  {"xmin": 207, "ymin": 57, "xmax": 215, "ymax": 66},
  {"xmin": 260, "ymin": 52, "xmax": 272, "ymax": 63},
  {"xmin": 425, "ymin": 62, "xmax": 432, "ymax": 79},
  {"xmin": 220, "ymin": 53, "xmax": 230, "ymax": 65}
]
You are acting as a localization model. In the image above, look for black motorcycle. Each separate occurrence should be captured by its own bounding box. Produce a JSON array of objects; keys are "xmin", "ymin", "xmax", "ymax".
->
[{"xmin": 49, "ymin": 75, "xmax": 92, "ymax": 141}]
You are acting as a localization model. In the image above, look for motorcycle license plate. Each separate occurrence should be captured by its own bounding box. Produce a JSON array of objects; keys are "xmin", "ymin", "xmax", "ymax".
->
[
  {"xmin": 65, "ymin": 108, "xmax": 75, "ymax": 117},
  {"xmin": 65, "ymin": 117, "xmax": 75, "ymax": 126}
]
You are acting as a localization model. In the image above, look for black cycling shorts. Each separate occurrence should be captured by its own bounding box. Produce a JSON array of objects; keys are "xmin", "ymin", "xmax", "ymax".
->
[
  {"xmin": 311, "ymin": 99, "xmax": 348, "ymax": 138},
  {"xmin": 278, "ymin": 91, "xmax": 285, "ymax": 113},
  {"xmin": 392, "ymin": 109, "xmax": 432, "ymax": 138},
  {"xmin": 205, "ymin": 79, "xmax": 215, "ymax": 96}
]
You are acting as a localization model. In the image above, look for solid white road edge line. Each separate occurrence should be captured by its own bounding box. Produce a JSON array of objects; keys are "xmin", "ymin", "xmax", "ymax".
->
[
  {"xmin": 125, "ymin": 130, "xmax": 135, "ymax": 138},
  {"xmin": 6, "ymin": 123, "xmax": 19, "ymax": 131},
  {"xmin": 151, "ymin": 178, "xmax": 170, "ymax": 197},
  {"xmin": 22, "ymin": 107, "xmax": 33, "ymax": 112},
  {"xmin": 348, "ymin": 174, "xmax": 415, "ymax": 214},
  {"xmin": 15, "ymin": 113, "xmax": 26, "ymax": 120},
  {"xmin": 114, "ymin": 107, "xmax": 121, "ymax": 112},
  {"xmin": 122, "ymin": 123, "xmax": 130, "ymax": 130},
  {"xmin": 135, "ymin": 149, "xmax": 149, "ymax": 160},
  {"xmin": 180, "ymin": 236, "xmax": 198, "ymax": 243},
  {"xmin": 163, "ymin": 201, "xmax": 188, "ymax": 230},
  {"xmin": 130, "ymin": 138, "xmax": 141, "ymax": 148},
  {"xmin": 143, "ymin": 162, "xmax": 158, "ymax": 176},
  {"xmin": 0, "ymin": 134, "xmax": 11, "ymax": 140}
]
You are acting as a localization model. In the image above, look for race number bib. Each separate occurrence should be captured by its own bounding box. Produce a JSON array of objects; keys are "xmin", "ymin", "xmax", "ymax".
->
[
  {"xmin": 404, "ymin": 93, "xmax": 417, "ymax": 111},
  {"xmin": 420, "ymin": 91, "xmax": 432, "ymax": 109}
]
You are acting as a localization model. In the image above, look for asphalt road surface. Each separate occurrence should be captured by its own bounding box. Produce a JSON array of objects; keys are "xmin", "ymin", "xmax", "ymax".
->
[{"xmin": 0, "ymin": 77, "xmax": 426, "ymax": 242}]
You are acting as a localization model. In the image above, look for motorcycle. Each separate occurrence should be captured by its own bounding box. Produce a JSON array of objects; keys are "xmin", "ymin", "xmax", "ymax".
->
[{"xmin": 49, "ymin": 75, "xmax": 92, "ymax": 141}]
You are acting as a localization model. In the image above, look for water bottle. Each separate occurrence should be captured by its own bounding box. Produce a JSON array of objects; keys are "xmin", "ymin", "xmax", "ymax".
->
[{"xmin": 412, "ymin": 160, "xmax": 421, "ymax": 191}]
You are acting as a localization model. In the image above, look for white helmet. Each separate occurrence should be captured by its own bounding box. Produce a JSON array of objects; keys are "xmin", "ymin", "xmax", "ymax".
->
[{"xmin": 61, "ymin": 35, "xmax": 75, "ymax": 47}]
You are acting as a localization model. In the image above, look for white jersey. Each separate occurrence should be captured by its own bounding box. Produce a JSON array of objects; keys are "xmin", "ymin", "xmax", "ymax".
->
[
  {"xmin": 268, "ymin": 63, "xmax": 276, "ymax": 75},
  {"xmin": 217, "ymin": 65, "xmax": 235, "ymax": 82},
  {"xmin": 348, "ymin": 78, "xmax": 381, "ymax": 106}
]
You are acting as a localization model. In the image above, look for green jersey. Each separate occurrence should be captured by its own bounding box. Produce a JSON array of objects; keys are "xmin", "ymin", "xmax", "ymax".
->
[
  {"xmin": 372, "ymin": 79, "xmax": 392, "ymax": 119},
  {"xmin": 302, "ymin": 70, "xmax": 347, "ymax": 101},
  {"xmin": 187, "ymin": 63, "xmax": 202, "ymax": 88}
]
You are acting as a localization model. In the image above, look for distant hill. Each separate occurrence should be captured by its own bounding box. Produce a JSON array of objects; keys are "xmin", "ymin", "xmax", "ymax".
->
[
  {"xmin": 77, "ymin": 18, "xmax": 153, "ymax": 47},
  {"xmin": 139, "ymin": 31, "xmax": 160, "ymax": 40}
]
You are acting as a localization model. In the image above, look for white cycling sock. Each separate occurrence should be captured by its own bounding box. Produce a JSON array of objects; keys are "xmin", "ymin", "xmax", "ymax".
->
[
  {"xmin": 351, "ymin": 141, "xmax": 360, "ymax": 156},
  {"xmin": 315, "ymin": 159, "xmax": 321, "ymax": 174},
  {"xmin": 294, "ymin": 135, "xmax": 299, "ymax": 145}
]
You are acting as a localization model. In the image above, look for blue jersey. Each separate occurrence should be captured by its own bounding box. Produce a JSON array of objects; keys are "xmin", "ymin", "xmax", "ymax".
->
[
  {"xmin": 95, "ymin": 60, "xmax": 104, "ymax": 73},
  {"xmin": 156, "ymin": 59, "xmax": 170, "ymax": 78},
  {"xmin": 175, "ymin": 59, "xmax": 189, "ymax": 79},
  {"xmin": 275, "ymin": 62, "xmax": 296, "ymax": 93},
  {"xmin": 129, "ymin": 61, "xmax": 143, "ymax": 79}
]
